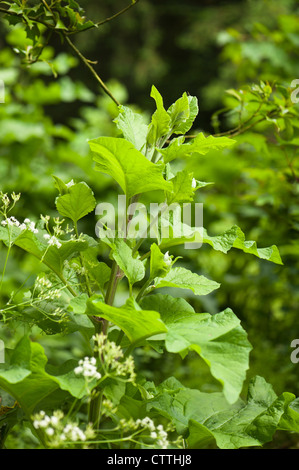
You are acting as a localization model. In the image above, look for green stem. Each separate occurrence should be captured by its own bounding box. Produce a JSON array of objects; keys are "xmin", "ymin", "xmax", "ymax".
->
[
  {"xmin": 64, "ymin": 34, "xmax": 120, "ymax": 106},
  {"xmin": 74, "ymin": 221, "xmax": 93, "ymax": 297},
  {"xmin": 135, "ymin": 278, "xmax": 152, "ymax": 303},
  {"xmin": 68, "ymin": 0, "xmax": 140, "ymax": 34},
  {"xmin": 0, "ymin": 244, "xmax": 11, "ymax": 295},
  {"xmin": 88, "ymin": 390, "xmax": 103, "ymax": 430},
  {"xmin": 56, "ymin": 272, "xmax": 77, "ymax": 297}
]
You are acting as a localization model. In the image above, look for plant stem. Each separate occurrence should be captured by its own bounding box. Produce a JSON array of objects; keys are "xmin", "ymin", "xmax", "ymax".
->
[
  {"xmin": 74, "ymin": 221, "xmax": 93, "ymax": 297},
  {"xmin": 64, "ymin": 34, "xmax": 120, "ymax": 106},
  {"xmin": 0, "ymin": 245, "xmax": 11, "ymax": 295},
  {"xmin": 135, "ymin": 278, "xmax": 152, "ymax": 303},
  {"xmin": 68, "ymin": 0, "xmax": 140, "ymax": 34}
]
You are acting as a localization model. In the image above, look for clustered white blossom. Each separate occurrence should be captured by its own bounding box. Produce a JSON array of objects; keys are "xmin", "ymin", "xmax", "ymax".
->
[
  {"xmin": 1, "ymin": 216, "xmax": 39, "ymax": 233},
  {"xmin": 32, "ymin": 410, "xmax": 95, "ymax": 447},
  {"xmin": 136, "ymin": 418, "xmax": 169, "ymax": 448},
  {"xmin": 93, "ymin": 333, "xmax": 136, "ymax": 383},
  {"xmin": 119, "ymin": 416, "xmax": 170, "ymax": 449},
  {"xmin": 74, "ymin": 356, "xmax": 102, "ymax": 381},
  {"xmin": 1, "ymin": 216, "xmax": 26, "ymax": 231},
  {"xmin": 24, "ymin": 218, "xmax": 39, "ymax": 233},
  {"xmin": 43, "ymin": 233, "xmax": 62, "ymax": 249}
]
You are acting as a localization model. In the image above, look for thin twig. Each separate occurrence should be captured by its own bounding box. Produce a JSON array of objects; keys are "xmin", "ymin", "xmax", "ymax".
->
[
  {"xmin": 0, "ymin": 6, "xmax": 55, "ymax": 29},
  {"xmin": 64, "ymin": 34, "xmax": 120, "ymax": 106},
  {"xmin": 67, "ymin": 0, "xmax": 140, "ymax": 35}
]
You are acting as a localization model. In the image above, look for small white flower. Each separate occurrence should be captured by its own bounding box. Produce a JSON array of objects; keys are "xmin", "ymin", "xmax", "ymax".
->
[
  {"xmin": 47, "ymin": 236, "xmax": 62, "ymax": 249},
  {"xmin": 50, "ymin": 416, "xmax": 59, "ymax": 427},
  {"xmin": 74, "ymin": 357, "xmax": 101, "ymax": 381},
  {"xmin": 163, "ymin": 251, "xmax": 172, "ymax": 267},
  {"xmin": 192, "ymin": 178, "xmax": 197, "ymax": 188}
]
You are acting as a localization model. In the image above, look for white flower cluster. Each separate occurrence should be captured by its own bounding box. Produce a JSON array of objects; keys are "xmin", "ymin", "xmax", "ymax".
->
[
  {"xmin": 32, "ymin": 410, "xmax": 95, "ymax": 447},
  {"xmin": 43, "ymin": 233, "xmax": 62, "ymax": 249},
  {"xmin": 119, "ymin": 416, "xmax": 170, "ymax": 449},
  {"xmin": 24, "ymin": 218, "xmax": 39, "ymax": 233},
  {"xmin": 1, "ymin": 216, "xmax": 39, "ymax": 233},
  {"xmin": 93, "ymin": 333, "xmax": 136, "ymax": 383},
  {"xmin": 74, "ymin": 356, "xmax": 102, "ymax": 381},
  {"xmin": 136, "ymin": 418, "xmax": 169, "ymax": 448},
  {"xmin": 1, "ymin": 216, "xmax": 26, "ymax": 231},
  {"xmin": 33, "ymin": 410, "xmax": 62, "ymax": 435},
  {"xmin": 63, "ymin": 424, "xmax": 88, "ymax": 442}
]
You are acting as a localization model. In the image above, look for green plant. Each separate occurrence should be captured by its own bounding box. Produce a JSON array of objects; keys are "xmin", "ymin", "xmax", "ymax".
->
[{"xmin": 1, "ymin": 86, "xmax": 299, "ymax": 449}]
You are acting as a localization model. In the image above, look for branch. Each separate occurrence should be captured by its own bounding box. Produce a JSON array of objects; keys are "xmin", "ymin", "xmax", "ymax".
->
[
  {"xmin": 0, "ymin": 6, "xmax": 55, "ymax": 29},
  {"xmin": 64, "ymin": 34, "xmax": 120, "ymax": 106},
  {"xmin": 67, "ymin": 0, "xmax": 140, "ymax": 35}
]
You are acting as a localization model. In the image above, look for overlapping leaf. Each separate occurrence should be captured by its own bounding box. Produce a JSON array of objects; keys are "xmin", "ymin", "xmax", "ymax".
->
[
  {"xmin": 89, "ymin": 137, "xmax": 172, "ymax": 198},
  {"xmin": 141, "ymin": 294, "xmax": 251, "ymax": 403},
  {"xmin": 87, "ymin": 296, "xmax": 167, "ymax": 345},
  {"xmin": 154, "ymin": 267, "xmax": 220, "ymax": 296},
  {"xmin": 149, "ymin": 376, "xmax": 299, "ymax": 449}
]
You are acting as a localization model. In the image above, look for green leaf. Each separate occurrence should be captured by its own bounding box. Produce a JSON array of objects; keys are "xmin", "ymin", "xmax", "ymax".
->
[
  {"xmin": 87, "ymin": 296, "xmax": 167, "ymax": 345},
  {"xmin": 167, "ymin": 93, "xmax": 199, "ymax": 135},
  {"xmin": 160, "ymin": 133, "xmax": 235, "ymax": 163},
  {"xmin": 154, "ymin": 267, "xmax": 220, "ymax": 296},
  {"xmin": 52, "ymin": 175, "xmax": 69, "ymax": 195},
  {"xmin": 147, "ymin": 86, "xmax": 171, "ymax": 146},
  {"xmin": 112, "ymin": 239, "xmax": 145, "ymax": 286},
  {"xmin": 56, "ymin": 181, "xmax": 96, "ymax": 223},
  {"xmin": 150, "ymin": 376, "xmax": 298, "ymax": 449},
  {"xmin": 166, "ymin": 169, "xmax": 195, "ymax": 204},
  {"xmin": 141, "ymin": 295, "xmax": 251, "ymax": 403},
  {"xmin": 149, "ymin": 376, "xmax": 242, "ymax": 436},
  {"xmin": 0, "ymin": 338, "xmax": 91, "ymax": 417},
  {"xmin": 159, "ymin": 224, "xmax": 283, "ymax": 265},
  {"xmin": 0, "ymin": 225, "xmax": 90, "ymax": 280},
  {"xmin": 279, "ymin": 398, "xmax": 299, "ymax": 433},
  {"xmin": 48, "ymin": 360, "xmax": 86, "ymax": 399},
  {"xmin": 149, "ymin": 243, "xmax": 171, "ymax": 280},
  {"xmin": 89, "ymin": 137, "xmax": 172, "ymax": 199},
  {"xmin": 0, "ymin": 338, "xmax": 59, "ymax": 415},
  {"xmin": 167, "ymin": 92, "xmax": 190, "ymax": 131},
  {"xmin": 81, "ymin": 247, "xmax": 111, "ymax": 291},
  {"xmin": 202, "ymin": 225, "xmax": 283, "ymax": 265},
  {"xmin": 114, "ymin": 105, "xmax": 148, "ymax": 152}
]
